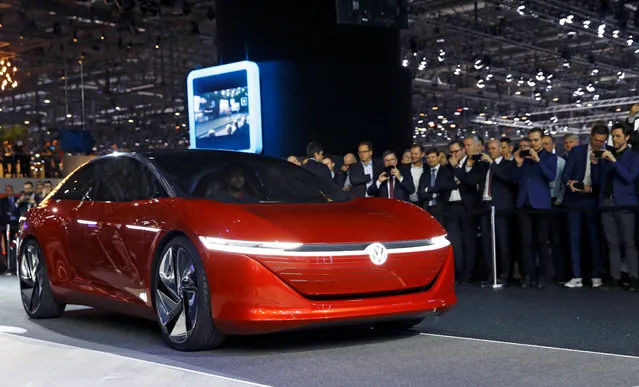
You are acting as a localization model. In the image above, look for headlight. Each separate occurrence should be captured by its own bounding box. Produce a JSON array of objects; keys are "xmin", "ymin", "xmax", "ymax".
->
[{"xmin": 199, "ymin": 237, "xmax": 303, "ymax": 254}]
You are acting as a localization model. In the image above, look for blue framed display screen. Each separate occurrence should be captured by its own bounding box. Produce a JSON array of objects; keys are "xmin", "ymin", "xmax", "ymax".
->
[{"xmin": 187, "ymin": 61, "xmax": 262, "ymax": 153}]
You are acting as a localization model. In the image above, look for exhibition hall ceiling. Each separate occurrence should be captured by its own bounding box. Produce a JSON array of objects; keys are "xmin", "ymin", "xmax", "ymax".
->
[{"xmin": 0, "ymin": 0, "xmax": 636, "ymax": 147}]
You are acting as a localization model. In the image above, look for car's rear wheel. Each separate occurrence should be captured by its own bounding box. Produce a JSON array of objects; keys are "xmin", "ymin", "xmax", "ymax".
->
[
  {"xmin": 18, "ymin": 239, "xmax": 66, "ymax": 318},
  {"xmin": 153, "ymin": 236, "xmax": 225, "ymax": 351}
]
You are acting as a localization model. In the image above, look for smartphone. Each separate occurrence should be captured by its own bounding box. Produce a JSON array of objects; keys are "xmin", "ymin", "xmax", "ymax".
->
[
  {"xmin": 573, "ymin": 181, "xmax": 585, "ymax": 190},
  {"xmin": 471, "ymin": 154, "xmax": 482, "ymax": 162},
  {"xmin": 520, "ymin": 150, "xmax": 531, "ymax": 157},
  {"xmin": 383, "ymin": 166, "xmax": 394, "ymax": 175},
  {"xmin": 593, "ymin": 150, "xmax": 604, "ymax": 158}
]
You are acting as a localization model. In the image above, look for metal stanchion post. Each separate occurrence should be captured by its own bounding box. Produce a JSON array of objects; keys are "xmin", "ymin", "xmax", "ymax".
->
[
  {"xmin": 4, "ymin": 224, "xmax": 10, "ymax": 276},
  {"xmin": 491, "ymin": 206, "xmax": 503, "ymax": 289}
]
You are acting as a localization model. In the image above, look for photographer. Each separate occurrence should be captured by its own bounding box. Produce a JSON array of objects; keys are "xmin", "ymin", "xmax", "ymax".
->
[
  {"xmin": 513, "ymin": 128, "xmax": 557, "ymax": 288},
  {"xmin": 562, "ymin": 123, "xmax": 609, "ymax": 289},
  {"xmin": 366, "ymin": 150, "xmax": 414, "ymax": 201},
  {"xmin": 592, "ymin": 122, "xmax": 639, "ymax": 291},
  {"xmin": 14, "ymin": 181, "xmax": 40, "ymax": 219}
]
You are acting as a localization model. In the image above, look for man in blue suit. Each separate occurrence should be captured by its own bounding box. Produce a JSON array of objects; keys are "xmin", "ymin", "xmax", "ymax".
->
[
  {"xmin": 562, "ymin": 123, "xmax": 609, "ymax": 289},
  {"xmin": 592, "ymin": 122, "xmax": 639, "ymax": 291},
  {"xmin": 513, "ymin": 127, "xmax": 557, "ymax": 288}
]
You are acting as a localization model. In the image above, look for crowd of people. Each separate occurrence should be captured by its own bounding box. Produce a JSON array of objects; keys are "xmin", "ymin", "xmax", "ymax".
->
[{"xmin": 291, "ymin": 114, "xmax": 639, "ymax": 293}]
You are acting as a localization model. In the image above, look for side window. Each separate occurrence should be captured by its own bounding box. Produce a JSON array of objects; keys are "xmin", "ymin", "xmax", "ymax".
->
[
  {"xmin": 94, "ymin": 157, "xmax": 165, "ymax": 202},
  {"xmin": 51, "ymin": 163, "xmax": 98, "ymax": 201}
]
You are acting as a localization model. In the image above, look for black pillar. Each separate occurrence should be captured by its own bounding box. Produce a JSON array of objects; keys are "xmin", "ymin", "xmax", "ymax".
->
[{"xmin": 216, "ymin": 0, "xmax": 412, "ymax": 158}]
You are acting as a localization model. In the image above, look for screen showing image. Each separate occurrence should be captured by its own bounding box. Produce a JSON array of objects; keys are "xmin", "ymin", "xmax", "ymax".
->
[{"xmin": 191, "ymin": 69, "xmax": 251, "ymax": 151}]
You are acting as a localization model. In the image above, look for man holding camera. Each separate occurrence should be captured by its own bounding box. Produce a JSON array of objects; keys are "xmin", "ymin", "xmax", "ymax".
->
[
  {"xmin": 562, "ymin": 123, "xmax": 609, "ymax": 289},
  {"xmin": 366, "ymin": 150, "xmax": 414, "ymax": 201},
  {"xmin": 513, "ymin": 128, "xmax": 557, "ymax": 288},
  {"xmin": 14, "ymin": 181, "xmax": 39, "ymax": 219},
  {"xmin": 446, "ymin": 136, "xmax": 486, "ymax": 283},
  {"xmin": 592, "ymin": 122, "xmax": 639, "ymax": 291}
]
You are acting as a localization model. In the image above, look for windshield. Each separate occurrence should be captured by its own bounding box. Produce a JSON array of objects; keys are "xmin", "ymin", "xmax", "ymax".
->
[{"xmin": 148, "ymin": 151, "xmax": 353, "ymax": 204}]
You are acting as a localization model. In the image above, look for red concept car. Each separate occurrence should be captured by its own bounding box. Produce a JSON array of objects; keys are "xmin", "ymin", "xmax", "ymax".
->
[{"xmin": 17, "ymin": 150, "xmax": 456, "ymax": 351}]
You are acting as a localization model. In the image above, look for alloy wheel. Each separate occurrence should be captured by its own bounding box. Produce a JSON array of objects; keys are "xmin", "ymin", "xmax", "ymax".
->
[
  {"xmin": 155, "ymin": 245, "xmax": 199, "ymax": 344},
  {"xmin": 19, "ymin": 244, "xmax": 43, "ymax": 314}
]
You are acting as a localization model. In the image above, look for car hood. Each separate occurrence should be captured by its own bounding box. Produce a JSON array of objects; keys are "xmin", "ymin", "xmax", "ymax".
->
[{"xmin": 228, "ymin": 197, "xmax": 445, "ymax": 244}]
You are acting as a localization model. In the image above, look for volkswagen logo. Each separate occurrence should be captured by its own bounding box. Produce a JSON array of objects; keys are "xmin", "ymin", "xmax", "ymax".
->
[{"xmin": 365, "ymin": 242, "xmax": 388, "ymax": 265}]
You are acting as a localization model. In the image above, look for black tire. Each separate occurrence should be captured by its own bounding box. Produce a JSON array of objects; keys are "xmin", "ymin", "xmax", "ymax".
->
[
  {"xmin": 152, "ymin": 236, "xmax": 225, "ymax": 351},
  {"xmin": 18, "ymin": 239, "xmax": 66, "ymax": 319}
]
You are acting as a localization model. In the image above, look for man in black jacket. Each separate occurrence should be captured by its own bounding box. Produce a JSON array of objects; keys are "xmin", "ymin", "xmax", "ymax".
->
[
  {"xmin": 348, "ymin": 141, "xmax": 383, "ymax": 197},
  {"xmin": 366, "ymin": 150, "xmax": 414, "ymax": 201},
  {"xmin": 478, "ymin": 139, "xmax": 516, "ymax": 286},
  {"xmin": 302, "ymin": 142, "xmax": 332, "ymax": 182},
  {"xmin": 417, "ymin": 148, "xmax": 456, "ymax": 224},
  {"xmin": 446, "ymin": 137, "xmax": 486, "ymax": 283}
]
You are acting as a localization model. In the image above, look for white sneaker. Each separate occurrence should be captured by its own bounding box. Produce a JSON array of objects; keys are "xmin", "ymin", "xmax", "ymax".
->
[
  {"xmin": 592, "ymin": 278, "xmax": 603, "ymax": 288},
  {"xmin": 564, "ymin": 278, "xmax": 583, "ymax": 288}
]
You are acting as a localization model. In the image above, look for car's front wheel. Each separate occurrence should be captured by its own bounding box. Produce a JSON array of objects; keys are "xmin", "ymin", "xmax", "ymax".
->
[
  {"xmin": 18, "ymin": 239, "xmax": 66, "ymax": 319},
  {"xmin": 153, "ymin": 236, "xmax": 225, "ymax": 351}
]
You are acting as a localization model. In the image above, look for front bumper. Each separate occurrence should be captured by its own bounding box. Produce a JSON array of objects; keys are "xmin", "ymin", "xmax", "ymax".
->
[{"xmin": 201, "ymin": 246, "xmax": 457, "ymax": 335}]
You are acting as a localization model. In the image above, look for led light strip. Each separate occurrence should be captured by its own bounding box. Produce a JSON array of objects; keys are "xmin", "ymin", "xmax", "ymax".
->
[{"xmin": 198, "ymin": 236, "xmax": 450, "ymax": 256}]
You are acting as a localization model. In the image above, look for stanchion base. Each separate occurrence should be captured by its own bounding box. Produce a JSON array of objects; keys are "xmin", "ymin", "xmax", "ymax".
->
[{"xmin": 491, "ymin": 283, "xmax": 504, "ymax": 289}]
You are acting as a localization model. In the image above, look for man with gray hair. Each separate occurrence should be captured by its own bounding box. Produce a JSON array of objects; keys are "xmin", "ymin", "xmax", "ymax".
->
[{"xmin": 563, "ymin": 133, "xmax": 579, "ymax": 158}]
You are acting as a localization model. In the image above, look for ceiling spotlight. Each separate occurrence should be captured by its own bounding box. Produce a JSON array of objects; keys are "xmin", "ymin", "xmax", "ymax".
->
[
  {"xmin": 618, "ymin": 71, "xmax": 625, "ymax": 80},
  {"xmin": 517, "ymin": 5, "xmax": 525, "ymax": 15},
  {"xmin": 402, "ymin": 59, "xmax": 408, "ymax": 67},
  {"xmin": 476, "ymin": 79, "xmax": 485, "ymax": 88},
  {"xmin": 583, "ymin": 20, "xmax": 591, "ymax": 28},
  {"xmin": 527, "ymin": 79, "xmax": 536, "ymax": 87},
  {"xmin": 586, "ymin": 83, "xmax": 595, "ymax": 92},
  {"xmin": 505, "ymin": 74, "xmax": 513, "ymax": 82},
  {"xmin": 598, "ymin": 24, "xmax": 605, "ymax": 38},
  {"xmin": 454, "ymin": 65, "xmax": 462, "ymax": 76},
  {"xmin": 535, "ymin": 71, "xmax": 545, "ymax": 81},
  {"xmin": 613, "ymin": 30, "xmax": 620, "ymax": 38},
  {"xmin": 474, "ymin": 59, "xmax": 483, "ymax": 70}
]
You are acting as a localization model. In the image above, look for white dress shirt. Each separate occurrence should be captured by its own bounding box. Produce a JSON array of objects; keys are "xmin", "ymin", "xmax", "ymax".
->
[
  {"xmin": 409, "ymin": 163, "xmax": 424, "ymax": 202},
  {"xmin": 583, "ymin": 144, "xmax": 592, "ymax": 186},
  {"xmin": 362, "ymin": 161, "xmax": 374, "ymax": 197},
  {"xmin": 449, "ymin": 156, "xmax": 467, "ymax": 202}
]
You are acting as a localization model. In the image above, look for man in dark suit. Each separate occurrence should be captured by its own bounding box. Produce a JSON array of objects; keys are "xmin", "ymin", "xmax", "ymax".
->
[
  {"xmin": 478, "ymin": 139, "xmax": 516, "ymax": 286},
  {"xmin": 417, "ymin": 148, "xmax": 455, "ymax": 225},
  {"xmin": 513, "ymin": 127, "xmax": 557, "ymax": 288},
  {"xmin": 0, "ymin": 185, "xmax": 18, "ymax": 273},
  {"xmin": 366, "ymin": 150, "xmax": 414, "ymax": 201},
  {"xmin": 562, "ymin": 123, "xmax": 609, "ymax": 289},
  {"xmin": 348, "ymin": 141, "xmax": 383, "ymax": 198},
  {"xmin": 321, "ymin": 155, "xmax": 348, "ymax": 188},
  {"xmin": 446, "ymin": 137, "xmax": 486, "ymax": 283},
  {"xmin": 302, "ymin": 142, "xmax": 332, "ymax": 182},
  {"xmin": 592, "ymin": 122, "xmax": 639, "ymax": 291}
]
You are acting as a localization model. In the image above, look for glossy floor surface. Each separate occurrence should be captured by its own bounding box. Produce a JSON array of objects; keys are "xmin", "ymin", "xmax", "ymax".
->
[{"xmin": 0, "ymin": 276, "xmax": 638, "ymax": 387}]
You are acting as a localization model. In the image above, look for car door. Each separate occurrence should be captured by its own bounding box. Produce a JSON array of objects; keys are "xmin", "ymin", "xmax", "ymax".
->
[
  {"xmin": 89, "ymin": 155, "xmax": 166, "ymax": 305},
  {"xmin": 46, "ymin": 161, "xmax": 101, "ymax": 288}
]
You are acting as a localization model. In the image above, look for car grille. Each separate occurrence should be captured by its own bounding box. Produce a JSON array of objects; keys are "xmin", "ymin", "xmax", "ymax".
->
[{"xmin": 254, "ymin": 247, "xmax": 448, "ymax": 298}]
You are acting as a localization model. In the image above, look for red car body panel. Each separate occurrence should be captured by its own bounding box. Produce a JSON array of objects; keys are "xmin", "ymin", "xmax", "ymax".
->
[{"xmin": 21, "ymin": 194, "xmax": 457, "ymax": 335}]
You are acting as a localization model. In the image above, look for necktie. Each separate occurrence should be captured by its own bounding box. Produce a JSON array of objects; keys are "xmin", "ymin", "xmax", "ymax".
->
[
  {"xmin": 430, "ymin": 168, "xmax": 436, "ymax": 187},
  {"xmin": 389, "ymin": 177, "xmax": 395, "ymax": 199}
]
